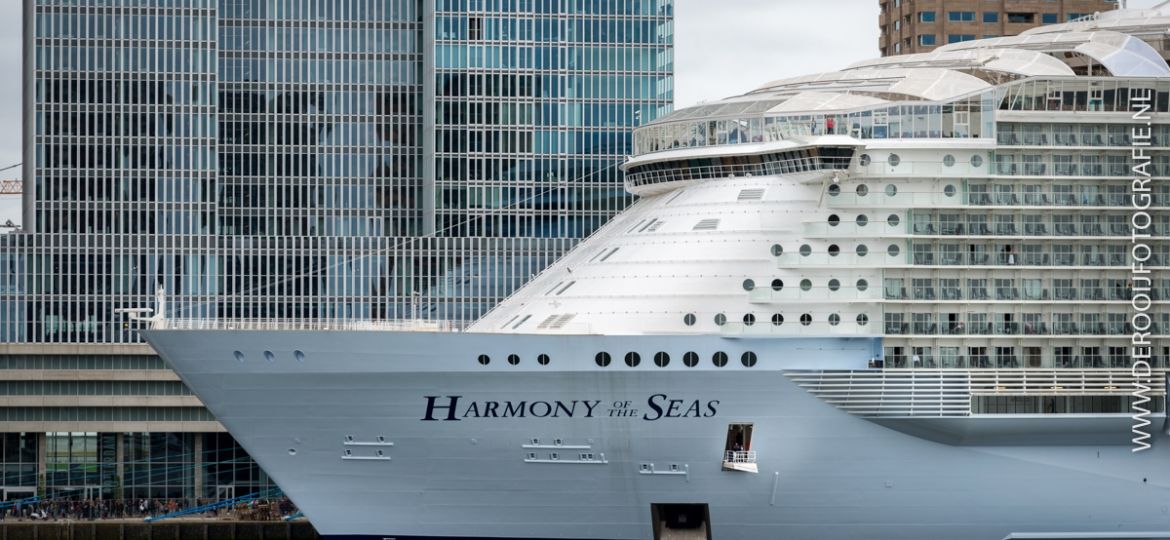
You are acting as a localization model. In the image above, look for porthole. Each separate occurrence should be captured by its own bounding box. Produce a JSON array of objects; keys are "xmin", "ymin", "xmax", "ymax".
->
[
  {"xmin": 856, "ymin": 214, "xmax": 868, "ymax": 227},
  {"xmin": 288, "ymin": 448, "xmax": 297, "ymax": 456},
  {"xmin": 771, "ymin": 279, "xmax": 784, "ymax": 291},
  {"xmin": 887, "ymin": 244, "xmax": 900, "ymax": 256},
  {"xmin": 828, "ymin": 244, "xmax": 840, "ymax": 257},
  {"xmin": 800, "ymin": 279, "xmax": 812, "ymax": 291},
  {"xmin": 683, "ymin": 352, "xmax": 699, "ymax": 367},
  {"xmin": 294, "ymin": 350, "xmax": 305, "ymax": 362},
  {"xmin": 507, "ymin": 354, "xmax": 520, "ymax": 366},
  {"xmin": 888, "ymin": 154, "xmax": 901, "ymax": 167},
  {"xmin": 595, "ymin": 352, "xmax": 612, "ymax": 367},
  {"xmin": 770, "ymin": 244, "xmax": 784, "ymax": 256},
  {"xmin": 828, "ymin": 184, "xmax": 841, "ymax": 197},
  {"xmin": 743, "ymin": 313, "xmax": 756, "ymax": 326},
  {"xmin": 828, "ymin": 214, "xmax": 841, "ymax": 227},
  {"xmin": 537, "ymin": 354, "xmax": 550, "ymax": 366},
  {"xmin": 799, "ymin": 244, "xmax": 812, "ymax": 256},
  {"xmin": 856, "ymin": 244, "xmax": 869, "ymax": 257},
  {"xmin": 741, "ymin": 352, "xmax": 758, "ymax": 368},
  {"xmin": 712, "ymin": 352, "xmax": 729, "ymax": 367},
  {"xmin": 263, "ymin": 351, "xmax": 275, "ymax": 363},
  {"xmin": 683, "ymin": 313, "xmax": 696, "ymax": 326},
  {"xmin": 624, "ymin": 352, "xmax": 641, "ymax": 367},
  {"xmin": 233, "ymin": 351, "xmax": 244, "ymax": 363},
  {"xmin": 943, "ymin": 184, "xmax": 957, "ymax": 197},
  {"xmin": 742, "ymin": 279, "xmax": 756, "ymax": 291},
  {"xmin": 857, "ymin": 314, "xmax": 869, "ymax": 326},
  {"xmin": 943, "ymin": 154, "xmax": 956, "ymax": 167},
  {"xmin": 800, "ymin": 314, "xmax": 812, "ymax": 326},
  {"xmin": 828, "ymin": 279, "xmax": 841, "ymax": 291},
  {"xmin": 970, "ymin": 154, "xmax": 984, "ymax": 167},
  {"xmin": 856, "ymin": 184, "xmax": 869, "ymax": 196},
  {"xmin": 477, "ymin": 354, "xmax": 491, "ymax": 365},
  {"xmin": 829, "ymin": 313, "xmax": 841, "ymax": 326},
  {"xmin": 885, "ymin": 184, "xmax": 897, "ymax": 197},
  {"xmin": 859, "ymin": 154, "xmax": 872, "ymax": 166},
  {"xmin": 887, "ymin": 214, "xmax": 900, "ymax": 227},
  {"xmin": 856, "ymin": 278, "xmax": 869, "ymax": 291},
  {"xmin": 714, "ymin": 313, "xmax": 727, "ymax": 326},
  {"xmin": 654, "ymin": 352, "xmax": 670, "ymax": 367}
]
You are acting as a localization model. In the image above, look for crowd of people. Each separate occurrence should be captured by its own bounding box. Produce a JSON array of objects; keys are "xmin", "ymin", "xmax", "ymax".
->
[{"xmin": 0, "ymin": 496, "xmax": 297, "ymax": 522}]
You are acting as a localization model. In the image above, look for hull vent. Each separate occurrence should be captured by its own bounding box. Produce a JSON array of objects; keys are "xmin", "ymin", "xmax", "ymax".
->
[
  {"xmin": 692, "ymin": 218, "xmax": 720, "ymax": 231},
  {"xmin": 737, "ymin": 188, "xmax": 765, "ymax": 201}
]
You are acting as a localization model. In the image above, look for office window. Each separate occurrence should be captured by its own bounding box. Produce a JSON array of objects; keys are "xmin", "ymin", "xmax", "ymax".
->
[
  {"xmin": 948, "ymin": 11, "xmax": 975, "ymax": 22},
  {"xmin": 1007, "ymin": 13, "xmax": 1035, "ymax": 23},
  {"xmin": 919, "ymin": 11, "xmax": 936, "ymax": 22},
  {"xmin": 919, "ymin": 34, "xmax": 936, "ymax": 46},
  {"xmin": 895, "ymin": 19, "xmax": 901, "ymax": 31},
  {"xmin": 1042, "ymin": 13, "xmax": 1058, "ymax": 23},
  {"xmin": 983, "ymin": 12, "xmax": 999, "ymax": 23},
  {"xmin": 1067, "ymin": 13, "xmax": 1085, "ymax": 21},
  {"xmin": 947, "ymin": 34, "xmax": 975, "ymax": 44}
]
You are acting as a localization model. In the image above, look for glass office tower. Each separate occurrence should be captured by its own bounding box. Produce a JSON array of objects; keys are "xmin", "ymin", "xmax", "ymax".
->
[{"xmin": 0, "ymin": 0, "xmax": 672, "ymax": 500}]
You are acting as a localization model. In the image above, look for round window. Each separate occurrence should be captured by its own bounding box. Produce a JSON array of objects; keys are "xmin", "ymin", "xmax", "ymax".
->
[
  {"xmin": 654, "ymin": 352, "xmax": 670, "ymax": 367},
  {"xmin": 771, "ymin": 279, "xmax": 784, "ymax": 291},
  {"xmin": 683, "ymin": 313, "xmax": 696, "ymax": 326},
  {"xmin": 885, "ymin": 184, "xmax": 897, "ymax": 197},
  {"xmin": 507, "ymin": 354, "xmax": 520, "ymax": 366},
  {"xmin": 829, "ymin": 313, "xmax": 841, "ymax": 326},
  {"xmin": 828, "ymin": 184, "xmax": 841, "ymax": 197},
  {"xmin": 856, "ymin": 215, "xmax": 869, "ymax": 226},
  {"xmin": 856, "ymin": 278, "xmax": 869, "ymax": 291},
  {"xmin": 770, "ymin": 244, "xmax": 784, "ymax": 256},
  {"xmin": 828, "ymin": 244, "xmax": 840, "ymax": 257},
  {"xmin": 888, "ymin": 154, "xmax": 901, "ymax": 167},
  {"xmin": 943, "ymin": 184, "xmax": 956, "ymax": 197},
  {"xmin": 712, "ymin": 352, "xmax": 728, "ymax": 367},
  {"xmin": 800, "ymin": 314, "xmax": 812, "ymax": 326},
  {"xmin": 683, "ymin": 352, "xmax": 699, "ymax": 367},
  {"xmin": 943, "ymin": 154, "xmax": 956, "ymax": 167},
  {"xmin": 857, "ymin": 313, "xmax": 869, "ymax": 326},
  {"xmin": 800, "ymin": 279, "xmax": 812, "ymax": 291},
  {"xmin": 537, "ymin": 354, "xmax": 550, "ymax": 366},
  {"xmin": 970, "ymin": 154, "xmax": 984, "ymax": 167},
  {"xmin": 741, "ymin": 352, "xmax": 758, "ymax": 368},
  {"xmin": 714, "ymin": 313, "xmax": 727, "ymax": 326},
  {"xmin": 887, "ymin": 214, "xmax": 900, "ymax": 227},
  {"xmin": 887, "ymin": 244, "xmax": 900, "ymax": 256},
  {"xmin": 742, "ymin": 279, "xmax": 756, "ymax": 291},
  {"xmin": 477, "ymin": 354, "xmax": 491, "ymax": 365},
  {"xmin": 743, "ymin": 313, "xmax": 756, "ymax": 326},
  {"xmin": 800, "ymin": 244, "xmax": 812, "ymax": 256},
  {"xmin": 828, "ymin": 214, "xmax": 841, "ymax": 227},
  {"xmin": 856, "ymin": 244, "xmax": 869, "ymax": 257},
  {"xmin": 595, "ymin": 352, "xmax": 611, "ymax": 367},
  {"xmin": 859, "ymin": 154, "xmax": 872, "ymax": 166},
  {"xmin": 624, "ymin": 352, "xmax": 641, "ymax": 367},
  {"xmin": 856, "ymin": 184, "xmax": 869, "ymax": 197},
  {"xmin": 828, "ymin": 279, "xmax": 841, "ymax": 291},
  {"xmin": 771, "ymin": 313, "xmax": 784, "ymax": 326}
]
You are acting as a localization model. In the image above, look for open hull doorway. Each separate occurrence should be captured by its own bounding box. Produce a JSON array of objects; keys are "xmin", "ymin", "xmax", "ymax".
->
[
  {"xmin": 722, "ymin": 423, "xmax": 757, "ymax": 472},
  {"xmin": 650, "ymin": 503, "xmax": 712, "ymax": 540}
]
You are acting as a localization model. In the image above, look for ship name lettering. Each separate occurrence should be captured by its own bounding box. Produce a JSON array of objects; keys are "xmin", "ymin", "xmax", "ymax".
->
[
  {"xmin": 642, "ymin": 394, "xmax": 719, "ymax": 421},
  {"xmin": 422, "ymin": 395, "xmax": 603, "ymax": 421}
]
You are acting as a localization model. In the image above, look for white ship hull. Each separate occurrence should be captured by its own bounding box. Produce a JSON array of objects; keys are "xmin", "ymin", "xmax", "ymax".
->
[{"xmin": 142, "ymin": 329, "xmax": 1170, "ymax": 540}]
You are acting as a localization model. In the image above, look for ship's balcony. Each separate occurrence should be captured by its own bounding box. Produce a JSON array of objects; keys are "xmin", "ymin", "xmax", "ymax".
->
[
  {"xmin": 722, "ymin": 450, "xmax": 757, "ymax": 473},
  {"xmin": 152, "ymin": 318, "xmax": 464, "ymax": 332}
]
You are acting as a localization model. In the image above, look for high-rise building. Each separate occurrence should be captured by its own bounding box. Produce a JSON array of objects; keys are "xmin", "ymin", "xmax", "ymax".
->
[
  {"xmin": 0, "ymin": 0, "xmax": 672, "ymax": 501},
  {"xmin": 879, "ymin": 0, "xmax": 1118, "ymax": 56}
]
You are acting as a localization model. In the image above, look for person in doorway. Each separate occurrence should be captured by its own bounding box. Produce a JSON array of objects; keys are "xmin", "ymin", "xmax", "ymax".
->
[{"xmin": 826, "ymin": 116, "xmax": 835, "ymax": 134}]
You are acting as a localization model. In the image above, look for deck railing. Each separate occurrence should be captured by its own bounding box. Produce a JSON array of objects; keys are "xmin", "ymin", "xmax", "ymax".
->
[
  {"xmin": 724, "ymin": 450, "xmax": 757, "ymax": 464},
  {"xmin": 151, "ymin": 318, "xmax": 463, "ymax": 332}
]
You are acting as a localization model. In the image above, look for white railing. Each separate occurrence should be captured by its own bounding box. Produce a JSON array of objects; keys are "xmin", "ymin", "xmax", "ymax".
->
[
  {"xmin": 724, "ymin": 450, "xmax": 757, "ymax": 464},
  {"xmin": 151, "ymin": 318, "xmax": 464, "ymax": 333}
]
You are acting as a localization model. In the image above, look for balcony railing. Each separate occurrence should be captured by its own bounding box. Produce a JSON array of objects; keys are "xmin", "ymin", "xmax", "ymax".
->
[
  {"xmin": 152, "ymin": 318, "xmax": 463, "ymax": 332},
  {"xmin": 724, "ymin": 450, "xmax": 757, "ymax": 464}
]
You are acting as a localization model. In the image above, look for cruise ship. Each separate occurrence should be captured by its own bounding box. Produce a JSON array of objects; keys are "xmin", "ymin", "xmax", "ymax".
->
[{"xmin": 142, "ymin": 6, "xmax": 1170, "ymax": 540}]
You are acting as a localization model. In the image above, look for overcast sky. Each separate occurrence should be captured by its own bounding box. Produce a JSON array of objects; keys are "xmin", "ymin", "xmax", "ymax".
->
[{"xmin": 0, "ymin": 0, "xmax": 1163, "ymax": 225}]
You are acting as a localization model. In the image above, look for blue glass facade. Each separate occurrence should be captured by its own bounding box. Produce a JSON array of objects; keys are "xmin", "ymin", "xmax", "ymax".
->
[{"xmin": 0, "ymin": 0, "xmax": 673, "ymax": 500}]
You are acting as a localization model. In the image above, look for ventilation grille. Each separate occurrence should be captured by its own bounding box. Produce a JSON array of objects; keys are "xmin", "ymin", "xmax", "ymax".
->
[
  {"xmin": 737, "ymin": 188, "xmax": 766, "ymax": 201},
  {"xmin": 693, "ymin": 218, "xmax": 721, "ymax": 231},
  {"xmin": 647, "ymin": 221, "xmax": 665, "ymax": 232},
  {"xmin": 549, "ymin": 314, "xmax": 577, "ymax": 329},
  {"xmin": 537, "ymin": 314, "xmax": 561, "ymax": 329}
]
